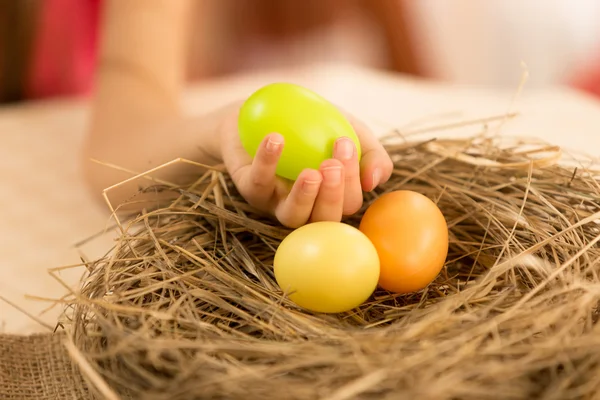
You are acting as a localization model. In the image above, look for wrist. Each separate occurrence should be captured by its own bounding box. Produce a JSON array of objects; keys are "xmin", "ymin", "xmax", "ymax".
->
[{"xmin": 190, "ymin": 100, "xmax": 244, "ymax": 165}]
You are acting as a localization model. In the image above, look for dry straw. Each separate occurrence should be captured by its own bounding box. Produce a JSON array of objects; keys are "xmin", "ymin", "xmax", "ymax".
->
[{"xmin": 52, "ymin": 115, "xmax": 600, "ymax": 400}]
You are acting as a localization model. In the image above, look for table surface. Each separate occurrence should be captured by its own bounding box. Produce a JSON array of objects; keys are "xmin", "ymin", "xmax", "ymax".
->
[{"xmin": 2, "ymin": 63, "xmax": 600, "ymax": 334}]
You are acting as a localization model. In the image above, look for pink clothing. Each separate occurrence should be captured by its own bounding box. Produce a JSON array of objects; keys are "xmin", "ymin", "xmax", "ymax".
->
[
  {"xmin": 26, "ymin": 0, "xmax": 101, "ymax": 99},
  {"xmin": 23, "ymin": 0, "xmax": 600, "ymax": 102},
  {"xmin": 570, "ymin": 54, "xmax": 600, "ymax": 100}
]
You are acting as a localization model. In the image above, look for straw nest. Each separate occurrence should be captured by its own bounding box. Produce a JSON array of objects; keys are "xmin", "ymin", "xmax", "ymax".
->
[{"xmin": 60, "ymin": 118, "xmax": 600, "ymax": 400}]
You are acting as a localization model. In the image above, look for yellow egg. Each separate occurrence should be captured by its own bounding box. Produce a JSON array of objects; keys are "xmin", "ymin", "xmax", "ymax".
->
[{"xmin": 273, "ymin": 221, "xmax": 380, "ymax": 313}]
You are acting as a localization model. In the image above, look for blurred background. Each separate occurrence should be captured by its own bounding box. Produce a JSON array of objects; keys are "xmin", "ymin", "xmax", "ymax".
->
[
  {"xmin": 3, "ymin": 0, "xmax": 600, "ymax": 105},
  {"xmin": 4, "ymin": 0, "xmax": 600, "ymax": 335}
]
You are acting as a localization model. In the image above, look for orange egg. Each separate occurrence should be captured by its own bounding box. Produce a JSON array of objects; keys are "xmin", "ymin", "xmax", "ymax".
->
[{"xmin": 358, "ymin": 190, "xmax": 448, "ymax": 294}]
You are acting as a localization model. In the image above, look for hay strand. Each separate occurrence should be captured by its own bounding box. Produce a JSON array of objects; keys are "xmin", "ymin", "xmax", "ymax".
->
[{"xmin": 55, "ymin": 124, "xmax": 600, "ymax": 400}]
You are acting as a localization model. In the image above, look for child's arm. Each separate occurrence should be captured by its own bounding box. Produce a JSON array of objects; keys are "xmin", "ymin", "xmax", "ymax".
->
[
  {"xmin": 82, "ymin": 0, "xmax": 223, "ymax": 207},
  {"xmin": 82, "ymin": 0, "xmax": 394, "ymax": 226}
]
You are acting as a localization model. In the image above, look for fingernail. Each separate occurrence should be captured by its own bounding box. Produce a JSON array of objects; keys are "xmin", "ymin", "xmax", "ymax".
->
[
  {"xmin": 302, "ymin": 179, "xmax": 321, "ymax": 195},
  {"xmin": 266, "ymin": 135, "xmax": 282, "ymax": 153},
  {"xmin": 335, "ymin": 138, "xmax": 354, "ymax": 161},
  {"xmin": 371, "ymin": 168, "xmax": 381, "ymax": 191},
  {"xmin": 322, "ymin": 166, "xmax": 342, "ymax": 185}
]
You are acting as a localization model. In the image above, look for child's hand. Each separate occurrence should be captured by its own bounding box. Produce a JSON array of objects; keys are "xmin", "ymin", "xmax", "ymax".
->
[{"xmin": 219, "ymin": 104, "xmax": 393, "ymax": 228}]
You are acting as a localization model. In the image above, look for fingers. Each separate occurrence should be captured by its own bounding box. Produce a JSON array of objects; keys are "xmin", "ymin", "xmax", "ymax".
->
[
  {"xmin": 220, "ymin": 100, "xmax": 392, "ymax": 229},
  {"xmin": 276, "ymin": 160, "xmax": 347, "ymax": 227},
  {"xmin": 248, "ymin": 132, "xmax": 284, "ymax": 197},
  {"xmin": 343, "ymin": 113, "xmax": 395, "ymax": 192},
  {"xmin": 333, "ymin": 137, "xmax": 363, "ymax": 215},
  {"xmin": 275, "ymin": 169, "xmax": 322, "ymax": 228},
  {"xmin": 229, "ymin": 133, "xmax": 283, "ymax": 209},
  {"xmin": 358, "ymin": 150, "xmax": 393, "ymax": 191},
  {"xmin": 310, "ymin": 159, "xmax": 345, "ymax": 223}
]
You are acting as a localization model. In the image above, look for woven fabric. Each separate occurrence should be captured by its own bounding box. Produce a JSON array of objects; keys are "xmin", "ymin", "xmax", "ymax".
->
[{"xmin": 0, "ymin": 332, "xmax": 88, "ymax": 399}]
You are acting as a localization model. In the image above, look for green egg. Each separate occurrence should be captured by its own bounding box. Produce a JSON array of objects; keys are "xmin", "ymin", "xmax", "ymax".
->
[{"xmin": 237, "ymin": 82, "xmax": 361, "ymax": 181}]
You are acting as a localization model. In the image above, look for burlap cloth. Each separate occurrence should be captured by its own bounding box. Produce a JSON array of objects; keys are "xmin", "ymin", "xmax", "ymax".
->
[{"xmin": 0, "ymin": 332, "xmax": 89, "ymax": 399}]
